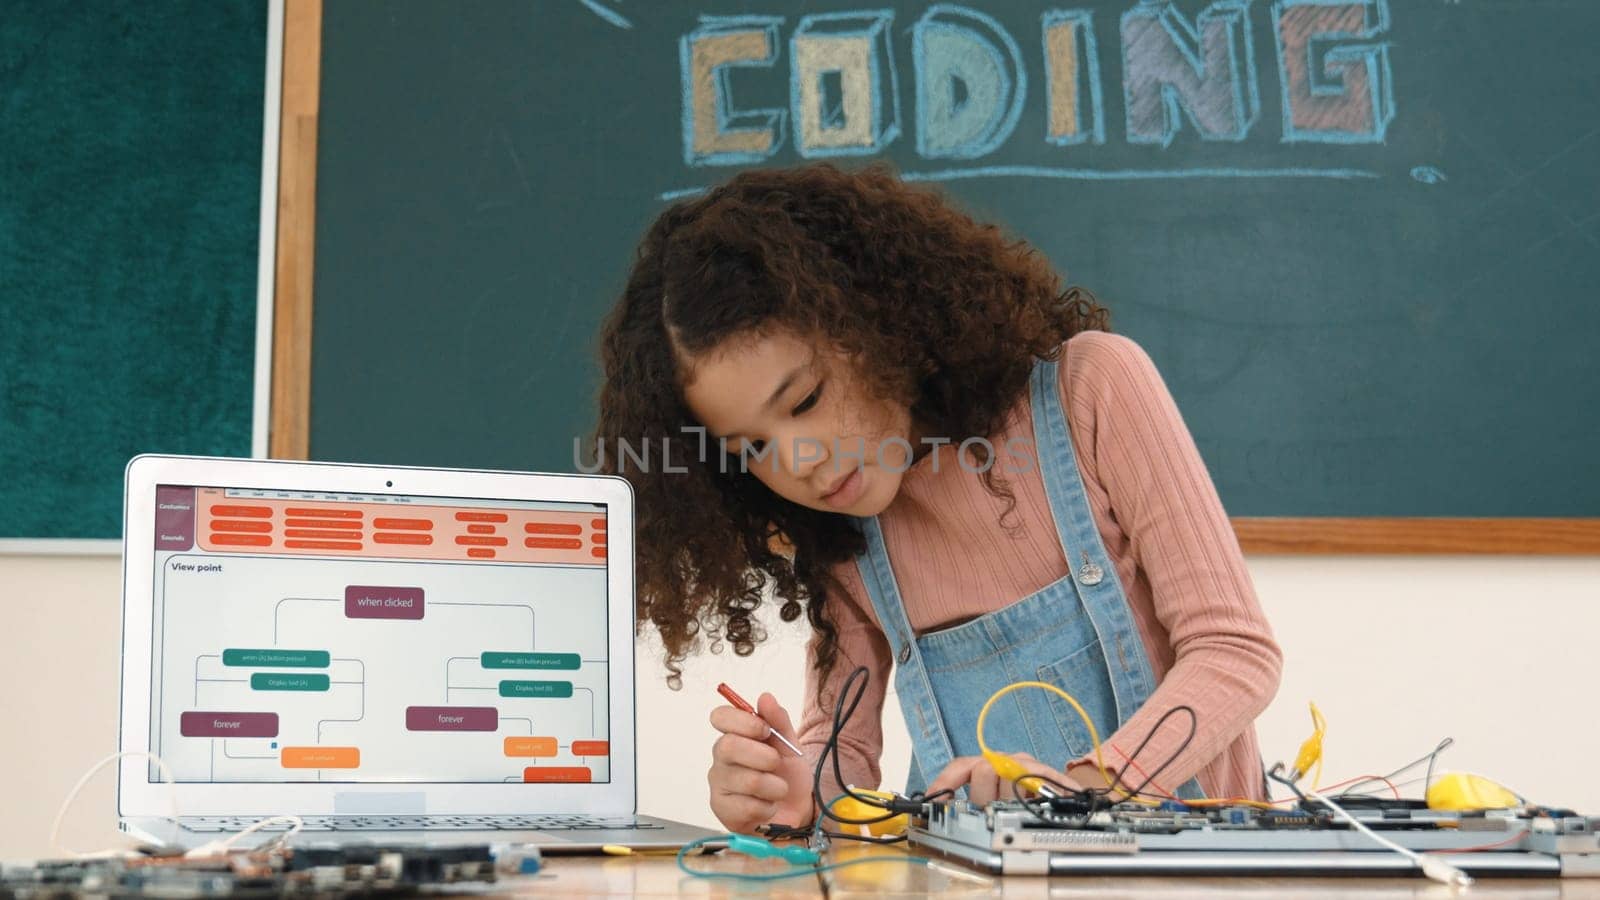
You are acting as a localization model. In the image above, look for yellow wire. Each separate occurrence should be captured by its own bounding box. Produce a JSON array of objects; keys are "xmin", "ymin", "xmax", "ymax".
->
[
  {"xmin": 1171, "ymin": 795, "xmax": 1282, "ymax": 810},
  {"xmin": 978, "ymin": 682, "xmax": 1108, "ymax": 783},
  {"xmin": 977, "ymin": 681, "xmax": 1293, "ymax": 811},
  {"xmin": 976, "ymin": 681, "xmax": 1159, "ymax": 806}
]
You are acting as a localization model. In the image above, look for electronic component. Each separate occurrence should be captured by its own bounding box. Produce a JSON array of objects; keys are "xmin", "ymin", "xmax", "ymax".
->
[
  {"xmin": 909, "ymin": 799, "xmax": 1600, "ymax": 877},
  {"xmin": 808, "ymin": 668, "xmax": 1592, "ymax": 884},
  {"xmin": 0, "ymin": 842, "xmax": 507, "ymax": 898}
]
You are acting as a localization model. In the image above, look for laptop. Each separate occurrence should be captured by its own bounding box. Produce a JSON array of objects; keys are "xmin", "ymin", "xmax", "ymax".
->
[{"xmin": 117, "ymin": 454, "xmax": 719, "ymax": 851}]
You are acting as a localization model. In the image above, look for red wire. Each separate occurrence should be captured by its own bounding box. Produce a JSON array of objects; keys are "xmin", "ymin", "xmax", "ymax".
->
[
  {"xmin": 1107, "ymin": 744, "xmax": 1181, "ymax": 800},
  {"xmin": 1105, "ymin": 745, "xmax": 1532, "ymax": 858},
  {"xmin": 1285, "ymin": 774, "xmax": 1404, "ymax": 802},
  {"xmin": 1105, "ymin": 745, "xmax": 1527, "ymax": 855},
  {"xmin": 1108, "ymin": 744, "xmax": 1401, "ymax": 804}
]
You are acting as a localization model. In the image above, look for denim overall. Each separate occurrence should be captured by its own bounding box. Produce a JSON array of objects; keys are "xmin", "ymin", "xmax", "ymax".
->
[{"xmin": 853, "ymin": 357, "xmax": 1204, "ymax": 801}]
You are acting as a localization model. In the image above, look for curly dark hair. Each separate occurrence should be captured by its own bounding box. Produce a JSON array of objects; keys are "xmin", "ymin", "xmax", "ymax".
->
[{"xmin": 593, "ymin": 163, "xmax": 1108, "ymax": 706}]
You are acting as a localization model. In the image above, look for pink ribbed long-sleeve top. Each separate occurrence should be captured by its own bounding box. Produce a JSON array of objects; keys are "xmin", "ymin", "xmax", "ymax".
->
[{"xmin": 796, "ymin": 331, "xmax": 1283, "ymax": 802}]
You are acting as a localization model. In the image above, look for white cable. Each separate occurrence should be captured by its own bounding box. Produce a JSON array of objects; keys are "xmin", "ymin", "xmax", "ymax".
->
[
  {"xmin": 50, "ymin": 751, "xmax": 179, "ymax": 858},
  {"xmin": 186, "ymin": 814, "xmax": 306, "ymax": 859},
  {"xmin": 223, "ymin": 814, "xmax": 304, "ymax": 851},
  {"xmin": 1304, "ymin": 786, "xmax": 1474, "ymax": 888},
  {"xmin": 51, "ymin": 750, "xmax": 303, "ymax": 862}
]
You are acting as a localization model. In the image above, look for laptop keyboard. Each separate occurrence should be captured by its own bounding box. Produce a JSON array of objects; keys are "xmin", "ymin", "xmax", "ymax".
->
[{"xmin": 177, "ymin": 815, "xmax": 664, "ymax": 833}]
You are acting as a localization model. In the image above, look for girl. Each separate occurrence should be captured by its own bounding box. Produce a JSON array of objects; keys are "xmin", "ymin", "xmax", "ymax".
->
[{"xmin": 595, "ymin": 164, "xmax": 1281, "ymax": 834}]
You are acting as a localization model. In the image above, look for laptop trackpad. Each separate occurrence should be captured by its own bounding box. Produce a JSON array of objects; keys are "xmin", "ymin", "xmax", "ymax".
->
[{"xmin": 334, "ymin": 792, "xmax": 427, "ymax": 815}]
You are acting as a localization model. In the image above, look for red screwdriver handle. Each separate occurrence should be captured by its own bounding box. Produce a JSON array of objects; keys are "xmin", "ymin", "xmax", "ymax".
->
[{"xmin": 717, "ymin": 682, "xmax": 755, "ymax": 715}]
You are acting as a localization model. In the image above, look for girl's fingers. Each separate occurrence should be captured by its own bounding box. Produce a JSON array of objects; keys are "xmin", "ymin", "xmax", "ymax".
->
[
  {"xmin": 928, "ymin": 752, "xmax": 1072, "ymax": 804},
  {"xmin": 969, "ymin": 770, "xmax": 991, "ymax": 805},
  {"xmin": 930, "ymin": 755, "xmax": 1004, "ymax": 804},
  {"xmin": 981, "ymin": 763, "xmax": 1008, "ymax": 805},
  {"xmin": 756, "ymin": 693, "xmax": 801, "ymax": 744},
  {"xmin": 709, "ymin": 704, "xmax": 772, "ymax": 741},
  {"xmin": 711, "ymin": 792, "xmax": 777, "ymax": 833},
  {"xmin": 712, "ymin": 732, "xmax": 781, "ymax": 772},
  {"xmin": 926, "ymin": 756, "xmax": 985, "ymax": 796},
  {"xmin": 709, "ymin": 759, "xmax": 789, "ymax": 800}
]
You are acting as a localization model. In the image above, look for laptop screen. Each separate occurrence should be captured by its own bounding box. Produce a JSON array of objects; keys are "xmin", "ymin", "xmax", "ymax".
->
[{"xmin": 146, "ymin": 484, "xmax": 611, "ymax": 785}]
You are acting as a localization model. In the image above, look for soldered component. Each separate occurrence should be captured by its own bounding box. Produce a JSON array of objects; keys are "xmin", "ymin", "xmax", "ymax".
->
[{"xmin": 0, "ymin": 843, "xmax": 502, "ymax": 898}]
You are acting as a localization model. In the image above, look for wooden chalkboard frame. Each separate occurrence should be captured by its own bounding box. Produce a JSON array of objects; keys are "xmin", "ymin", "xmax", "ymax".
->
[
  {"xmin": 266, "ymin": 2, "xmax": 1598, "ymax": 556},
  {"xmin": 269, "ymin": 0, "xmax": 319, "ymax": 465}
]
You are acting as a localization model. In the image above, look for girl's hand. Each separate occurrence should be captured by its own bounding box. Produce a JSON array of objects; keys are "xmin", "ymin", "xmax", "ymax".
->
[
  {"xmin": 926, "ymin": 752, "xmax": 1085, "ymax": 806},
  {"xmin": 706, "ymin": 693, "xmax": 815, "ymax": 833}
]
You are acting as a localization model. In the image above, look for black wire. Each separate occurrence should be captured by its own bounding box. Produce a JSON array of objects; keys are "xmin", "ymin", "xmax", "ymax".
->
[
  {"xmin": 808, "ymin": 667, "xmax": 890, "ymax": 825},
  {"xmin": 811, "ymin": 667, "xmax": 902, "ymax": 826},
  {"xmin": 1012, "ymin": 776, "xmax": 1059, "ymax": 825},
  {"xmin": 762, "ymin": 822, "xmax": 907, "ymax": 844},
  {"xmin": 809, "ymin": 666, "xmax": 951, "ymax": 834},
  {"xmin": 1104, "ymin": 705, "xmax": 1198, "ymax": 802},
  {"xmin": 1011, "ymin": 772, "xmax": 1100, "ymax": 825},
  {"xmin": 809, "ymin": 673, "xmax": 1200, "ymax": 837},
  {"xmin": 1266, "ymin": 762, "xmax": 1315, "ymax": 812},
  {"xmin": 1121, "ymin": 705, "xmax": 1197, "ymax": 799},
  {"xmin": 941, "ymin": 699, "xmax": 1201, "ymax": 827}
]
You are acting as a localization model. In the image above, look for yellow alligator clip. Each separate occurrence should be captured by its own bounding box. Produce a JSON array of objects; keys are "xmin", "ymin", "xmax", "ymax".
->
[{"xmin": 1288, "ymin": 702, "xmax": 1326, "ymax": 784}]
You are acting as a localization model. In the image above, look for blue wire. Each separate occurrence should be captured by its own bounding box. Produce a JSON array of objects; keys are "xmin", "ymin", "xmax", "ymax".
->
[{"xmin": 675, "ymin": 834, "xmax": 929, "ymax": 882}]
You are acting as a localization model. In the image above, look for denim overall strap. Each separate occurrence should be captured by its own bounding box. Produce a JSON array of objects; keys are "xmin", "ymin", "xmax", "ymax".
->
[
  {"xmin": 852, "ymin": 514, "xmax": 958, "ymax": 793},
  {"xmin": 1028, "ymin": 357, "xmax": 1155, "ymax": 714},
  {"xmin": 1029, "ymin": 356, "xmax": 1204, "ymax": 799}
]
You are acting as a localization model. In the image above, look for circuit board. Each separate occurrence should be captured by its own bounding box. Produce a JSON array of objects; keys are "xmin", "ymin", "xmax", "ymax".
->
[
  {"xmin": 910, "ymin": 799, "xmax": 1600, "ymax": 877},
  {"xmin": 0, "ymin": 843, "xmax": 503, "ymax": 898}
]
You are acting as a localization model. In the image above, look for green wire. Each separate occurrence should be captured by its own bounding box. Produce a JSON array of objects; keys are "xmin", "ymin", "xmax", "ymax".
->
[{"xmin": 674, "ymin": 834, "xmax": 929, "ymax": 882}]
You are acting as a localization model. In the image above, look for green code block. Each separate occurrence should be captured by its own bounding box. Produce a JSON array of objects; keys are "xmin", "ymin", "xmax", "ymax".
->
[
  {"xmin": 224, "ymin": 648, "xmax": 331, "ymax": 668},
  {"xmin": 251, "ymin": 673, "xmax": 330, "ymax": 691},
  {"xmin": 481, "ymin": 651, "xmax": 580, "ymax": 670},
  {"xmin": 499, "ymin": 680, "xmax": 573, "ymax": 699}
]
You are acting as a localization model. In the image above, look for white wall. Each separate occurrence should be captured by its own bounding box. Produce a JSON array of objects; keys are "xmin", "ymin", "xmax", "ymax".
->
[{"xmin": 3, "ymin": 552, "xmax": 1596, "ymax": 859}]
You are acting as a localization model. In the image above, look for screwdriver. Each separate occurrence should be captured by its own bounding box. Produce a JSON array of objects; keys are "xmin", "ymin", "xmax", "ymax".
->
[{"xmin": 716, "ymin": 682, "xmax": 803, "ymax": 757}]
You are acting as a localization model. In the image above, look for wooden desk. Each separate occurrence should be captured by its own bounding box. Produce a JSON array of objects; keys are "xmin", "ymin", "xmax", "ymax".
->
[{"xmin": 493, "ymin": 845, "xmax": 1600, "ymax": 897}]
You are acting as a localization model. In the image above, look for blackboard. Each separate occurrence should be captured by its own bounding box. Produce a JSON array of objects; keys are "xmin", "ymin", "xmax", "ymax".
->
[
  {"xmin": 0, "ymin": 0, "xmax": 270, "ymax": 541},
  {"xmin": 311, "ymin": 0, "xmax": 1600, "ymax": 518}
]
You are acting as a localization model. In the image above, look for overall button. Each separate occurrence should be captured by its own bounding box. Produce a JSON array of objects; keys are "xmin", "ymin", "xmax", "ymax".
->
[
  {"xmin": 1077, "ymin": 560, "xmax": 1104, "ymax": 586},
  {"xmin": 897, "ymin": 643, "xmax": 912, "ymax": 664}
]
